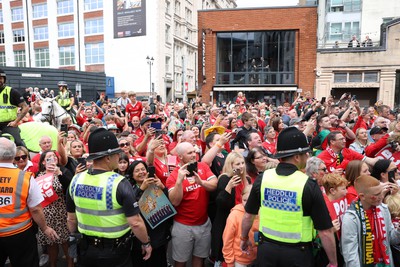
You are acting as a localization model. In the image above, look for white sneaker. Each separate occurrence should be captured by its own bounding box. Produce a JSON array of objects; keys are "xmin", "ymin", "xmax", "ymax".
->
[{"xmin": 39, "ymin": 254, "xmax": 49, "ymax": 267}]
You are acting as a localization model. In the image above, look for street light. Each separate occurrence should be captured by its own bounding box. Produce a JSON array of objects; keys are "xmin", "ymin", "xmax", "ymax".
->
[{"xmin": 146, "ymin": 56, "xmax": 154, "ymax": 100}]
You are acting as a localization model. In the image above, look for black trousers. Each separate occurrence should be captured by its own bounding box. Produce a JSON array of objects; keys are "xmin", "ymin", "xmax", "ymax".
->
[
  {"xmin": 0, "ymin": 124, "xmax": 25, "ymax": 147},
  {"xmin": 257, "ymin": 240, "xmax": 314, "ymax": 267},
  {"xmin": 0, "ymin": 226, "xmax": 39, "ymax": 267},
  {"xmin": 77, "ymin": 240, "xmax": 132, "ymax": 267},
  {"xmin": 131, "ymin": 244, "xmax": 167, "ymax": 267}
]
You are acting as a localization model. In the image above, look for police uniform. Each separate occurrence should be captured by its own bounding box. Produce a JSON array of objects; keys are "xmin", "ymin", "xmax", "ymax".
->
[
  {"xmin": 243, "ymin": 127, "xmax": 333, "ymax": 267},
  {"xmin": 66, "ymin": 128, "xmax": 148, "ymax": 267},
  {"xmin": 0, "ymin": 163, "xmax": 44, "ymax": 267},
  {"xmin": 0, "ymin": 79, "xmax": 26, "ymax": 146}
]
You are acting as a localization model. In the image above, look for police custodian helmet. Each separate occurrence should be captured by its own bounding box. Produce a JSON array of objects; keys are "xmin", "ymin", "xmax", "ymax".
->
[
  {"xmin": 57, "ymin": 81, "xmax": 68, "ymax": 87},
  {"xmin": 0, "ymin": 69, "xmax": 6, "ymax": 82},
  {"xmin": 274, "ymin": 127, "xmax": 311, "ymax": 158},
  {"xmin": 86, "ymin": 128, "xmax": 122, "ymax": 161}
]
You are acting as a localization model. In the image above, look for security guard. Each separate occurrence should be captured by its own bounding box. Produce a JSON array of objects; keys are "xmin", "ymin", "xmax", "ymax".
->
[
  {"xmin": 0, "ymin": 137, "xmax": 59, "ymax": 267},
  {"xmin": 56, "ymin": 81, "xmax": 74, "ymax": 112},
  {"xmin": 0, "ymin": 69, "xmax": 29, "ymax": 146},
  {"xmin": 66, "ymin": 128, "xmax": 152, "ymax": 267},
  {"xmin": 240, "ymin": 127, "xmax": 338, "ymax": 267}
]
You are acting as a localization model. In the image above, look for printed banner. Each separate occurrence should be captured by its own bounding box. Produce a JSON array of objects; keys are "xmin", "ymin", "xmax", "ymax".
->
[
  {"xmin": 139, "ymin": 185, "xmax": 176, "ymax": 229},
  {"xmin": 36, "ymin": 173, "xmax": 58, "ymax": 208},
  {"xmin": 114, "ymin": 0, "xmax": 146, "ymax": 38}
]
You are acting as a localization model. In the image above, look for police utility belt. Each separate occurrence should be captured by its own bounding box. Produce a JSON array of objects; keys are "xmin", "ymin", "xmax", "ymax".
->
[
  {"xmin": 258, "ymin": 232, "xmax": 312, "ymax": 248},
  {"xmin": 82, "ymin": 232, "xmax": 132, "ymax": 249}
]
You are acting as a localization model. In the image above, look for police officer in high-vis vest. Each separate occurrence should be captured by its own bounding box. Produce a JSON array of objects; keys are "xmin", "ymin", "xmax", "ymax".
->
[
  {"xmin": 240, "ymin": 127, "xmax": 338, "ymax": 267},
  {"xmin": 0, "ymin": 69, "xmax": 29, "ymax": 146},
  {"xmin": 0, "ymin": 137, "xmax": 59, "ymax": 267},
  {"xmin": 56, "ymin": 81, "xmax": 74, "ymax": 112},
  {"xmin": 66, "ymin": 128, "xmax": 152, "ymax": 267}
]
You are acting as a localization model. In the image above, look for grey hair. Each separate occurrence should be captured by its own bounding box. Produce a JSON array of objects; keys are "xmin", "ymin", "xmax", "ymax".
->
[
  {"xmin": 0, "ymin": 138, "xmax": 17, "ymax": 161},
  {"xmin": 305, "ymin": 156, "xmax": 324, "ymax": 177}
]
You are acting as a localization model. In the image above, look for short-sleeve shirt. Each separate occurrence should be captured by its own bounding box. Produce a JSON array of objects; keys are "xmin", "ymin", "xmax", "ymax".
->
[
  {"xmin": 154, "ymin": 157, "xmax": 170, "ymax": 186},
  {"xmin": 245, "ymin": 163, "xmax": 333, "ymax": 231},
  {"xmin": 166, "ymin": 162, "xmax": 216, "ymax": 226},
  {"xmin": 317, "ymin": 148, "xmax": 364, "ymax": 173},
  {"xmin": 125, "ymin": 101, "xmax": 143, "ymax": 119}
]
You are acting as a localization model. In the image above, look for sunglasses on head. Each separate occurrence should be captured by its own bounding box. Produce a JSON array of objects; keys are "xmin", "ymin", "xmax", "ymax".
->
[
  {"xmin": 15, "ymin": 155, "xmax": 28, "ymax": 161},
  {"xmin": 119, "ymin": 142, "xmax": 130, "ymax": 148}
]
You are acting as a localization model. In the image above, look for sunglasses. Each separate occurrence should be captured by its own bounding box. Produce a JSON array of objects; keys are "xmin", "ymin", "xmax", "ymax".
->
[
  {"xmin": 319, "ymin": 167, "xmax": 327, "ymax": 172},
  {"xmin": 15, "ymin": 155, "xmax": 28, "ymax": 161},
  {"xmin": 119, "ymin": 142, "xmax": 130, "ymax": 148}
]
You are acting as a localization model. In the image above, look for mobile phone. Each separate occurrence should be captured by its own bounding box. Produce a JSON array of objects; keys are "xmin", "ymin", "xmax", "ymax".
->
[
  {"xmin": 187, "ymin": 162, "xmax": 198, "ymax": 177},
  {"xmin": 197, "ymin": 110, "xmax": 206, "ymax": 115},
  {"xmin": 320, "ymin": 97, "xmax": 326, "ymax": 105},
  {"xmin": 60, "ymin": 124, "xmax": 68, "ymax": 134},
  {"xmin": 77, "ymin": 157, "xmax": 87, "ymax": 167},
  {"xmin": 351, "ymin": 95, "xmax": 357, "ymax": 101},
  {"xmin": 388, "ymin": 170, "xmax": 396, "ymax": 184},
  {"xmin": 150, "ymin": 122, "xmax": 162, "ymax": 130},
  {"xmin": 46, "ymin": 157, "xmax": 55, "ymax": 164},
  {"xmin": 85, "ymin": 102, "xmax": 91, "ymax": 106},
  {"xmin": 148, "ymin": 166, "xmax": 156, "ymax": 178}
]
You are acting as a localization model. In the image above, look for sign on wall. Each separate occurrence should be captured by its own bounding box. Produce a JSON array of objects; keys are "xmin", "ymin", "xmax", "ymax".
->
[{"xmin": 113, "ymin": 0, "xmax": 146, "ymax": 38}]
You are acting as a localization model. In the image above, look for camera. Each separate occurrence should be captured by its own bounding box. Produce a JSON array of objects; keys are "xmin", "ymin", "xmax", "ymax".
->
[
  {"xmin": 187, "ymin": 162, "xmax": 198, "ymax": 177},
  {"xmin": 390, "ymin": 141, "xmax": 399, "ymax": 151}
]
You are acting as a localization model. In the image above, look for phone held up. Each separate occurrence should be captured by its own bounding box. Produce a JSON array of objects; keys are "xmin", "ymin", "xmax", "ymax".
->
[
  {"xmin": 148, "ymin": 166, "xmax": 156, "ymax": 178},
  {"xmin": 187, "ymin": 162, "xmax": 198, "ymax": 177}
]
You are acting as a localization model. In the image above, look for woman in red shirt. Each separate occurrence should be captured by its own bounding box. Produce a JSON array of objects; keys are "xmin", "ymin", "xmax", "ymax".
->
[
  {"xmin": 345, "ymin": 160, "xmax": 370, "ymax": 205},
  {"xmin": 262, "ymin": 126, "xmax": 277, "ymax": 155}
]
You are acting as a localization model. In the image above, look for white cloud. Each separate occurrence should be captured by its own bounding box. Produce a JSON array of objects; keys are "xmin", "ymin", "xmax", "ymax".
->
[{"xmin": 236, "ymin": 0, "xmax": 299, "ymax": 8}]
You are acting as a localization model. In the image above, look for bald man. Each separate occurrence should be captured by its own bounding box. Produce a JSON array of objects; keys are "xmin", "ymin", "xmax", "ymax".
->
[
  {"xmin": 341, "ymin": 175, "xmax": 400, "ymax": 266},
  {"xmin": 166, "ymin": 142, "xmax": 217, "ymax": 267}
]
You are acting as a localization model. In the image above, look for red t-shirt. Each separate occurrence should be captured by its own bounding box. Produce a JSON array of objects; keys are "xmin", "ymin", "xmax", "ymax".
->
[
  {"xmin": 262, "ymin": 140, "xmax": 276, "ymax": 155},
  {"xmin": 166, "ymin": 162, "xmax": 216, "ymax": 226},
  {"xmin": 125, "ymin": 101, "xmax": 143, "ymax": 119},
  {"xmin": 345, "ymin": 186, "xmax": 358, "ymax": 205},
  {"xmin": 131, "ymin": 127, "xmax": 144, "ymax": 138},
  {"xmin": 76, "ymin": 112, "xmax": 104, "ymax": 126},
  {"xmin": 317, "ymin": 148, "xmax": 364, "ymax": 173},
  {"xmin": 134, "ymin": 134, "xmax": 171, "ymax": 156},
  {"xmin": 154, "ymin": 157, "xmax": 170, "ymax": 186}
]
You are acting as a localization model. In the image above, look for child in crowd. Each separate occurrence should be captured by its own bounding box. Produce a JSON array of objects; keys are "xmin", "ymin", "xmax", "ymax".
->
[
  {"xmin": 115, "ymin": 152, "xmax": 130, "ymax": 177},
  {"xmin": 341, "ymin": 175, "xmax": 400, "ymax": 266},
  {"xmin": 384, "ymin": 193, "xmax": 400, "ymax": 267},
  {"xmin": 222, "ymin": 185, "xmax": 259, "ymax": 267}
]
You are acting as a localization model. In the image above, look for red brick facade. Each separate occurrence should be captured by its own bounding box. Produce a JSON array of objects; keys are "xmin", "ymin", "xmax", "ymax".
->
[{"xmin": 198, "ymin": 7, "xmax": 317, "ymax": 102}]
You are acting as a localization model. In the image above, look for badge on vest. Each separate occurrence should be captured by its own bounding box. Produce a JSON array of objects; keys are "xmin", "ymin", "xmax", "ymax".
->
[
  {"xmin": 0, "ymin": 195, "xmax": 12, "ymax": 207},
  {"xmin": 263, "ymin": 188, "xmax": 300, "ymax": 212},
  {"xmin": 75, "ymin": 184, "xmax": 103, "ymax": 200}
]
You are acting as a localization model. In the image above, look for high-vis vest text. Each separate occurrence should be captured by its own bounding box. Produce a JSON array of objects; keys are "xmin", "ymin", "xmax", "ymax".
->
[
  {"xmin": 259, "ymin": 169, "xmax": 314, "ymax": 243},
  {"xmin": 69, "ymin": 171, "xmax": 130, "ymax": 238},
  {"xmin": 0, "ymin": 168, "xmax": 33, "ymax": 237},
  {"xmin": 0, "ymin": 86, "xmax": 17, "ymax": 122},
  {"xmin": 57, "ymin": 91, "xmax": 70, "ymax": 107}
]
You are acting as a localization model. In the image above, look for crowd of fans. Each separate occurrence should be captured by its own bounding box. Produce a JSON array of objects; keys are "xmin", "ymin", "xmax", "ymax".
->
[{"xmin": 10, "ymin": 88, "xmax": 400, "ymax": 267}]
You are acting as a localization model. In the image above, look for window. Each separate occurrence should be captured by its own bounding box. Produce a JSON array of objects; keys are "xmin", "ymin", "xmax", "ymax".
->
[
  {"xmin": 13, "ymin": 29, "xmax": 25, "ymax": 43},
  {"xmin": 174, "ymin": 22, "xmax": 180, "ymax": 35},
  {"xmin": 0, "ymin": 52, "xmax": 5, "ymax": 66},
  {"xmin": 165, "ymin": 24, "xmax": 171, "ymax": 43},
  {"xmin": 165, "ymin": 0, "xmax": 170, "ymax": 14},
  {"xmin": 0, "ymin": 10, "xmax": 3, "ymax": 23},
  {"xmin": 174, "ymin": 0, "xmax": 180, "ymax": 15},
  {"xmin": 216, "ymin": 31, "xmax": 296, "ymax": 85},
  {"xmin": 35, "ymin": 48, "xmax": 50, "ymax": 67},
  {"xmin": 85, "ymin": 43, "xmax": 104, "ymax": 64},
  {"xmin": 14, "ymin": 50, "xmax": 26, "ymax": 67},
  {"xmin": 11, "ymin": 7, "xmax": 23, "ymax": 21},
  {"xmin": 329, "ymin": 23, "xmax": 342, "ymax": 41},
  {"xmin": 85, "ymin": 19, "xmax": 103, "ymax": 35},
  {"xmin": 349, "ymin": 73, "xmax": 362, "ymax": 82},
  {"xmin": 58, "ymin": 23, "xmax": 74, "ymax": 38},
  {"xmin": 84, "ymin": 0, "xmax": 103, "ymax": 10},
  {"xmin": 33, "ymin": 3, "xmax": 48, "ymax": 19},
  {"xmin": 185, "ymin": 7, "xmax": 192, "ymax": 23},
  {"xmin": 57, "ymin": 0, "xmax": 73, "ymax": 15},
  {"xmin": 34, "ymin": 26, "xmax": 48, "ymax": 41},
  {"xmin": 165, "ymin": 56, "xmax": 170, "ymax": 73},
  {"xmin": 0, "ymin": 32, "xmax": 4, "ymax": 44},
  {"xmin": 343, "ymin": 21, "xmax": 359, "ymax": 41},
  {"xmin": 59, "ymin": 46, "xmax": 75, "ymax": 65},
  {"xmin": 364, "ymin": 72, "xmax": 378, "ymax": 82},
  {"xmin": 334, "ymin": 73, "xmax": 347, "ymax": 83},
  {"xmin": 344, "ymin": 0, "xmax": 361, "ymax": 12}
]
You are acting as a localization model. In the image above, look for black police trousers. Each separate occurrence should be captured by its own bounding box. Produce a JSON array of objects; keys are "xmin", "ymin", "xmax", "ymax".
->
[{"xmin": 257, "ymin": 240, "xmax": 314, "ymax": 267}]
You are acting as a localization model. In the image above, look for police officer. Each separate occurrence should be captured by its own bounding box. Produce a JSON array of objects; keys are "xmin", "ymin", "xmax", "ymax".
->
[
  {"xmin": 0, "ymin": 137, "xmax": 59, "ymax": 267},
  {"xmin": 240, "ymin": 127, "xmax": 338, "ymax": 267},
  {"xmin": 0, "ymin": 69, "xmax": 29, "ymax": 146},
  {"xmin": 66, "ymin": 128, "xmax": 152, "ymax": 267},
  {"xmin": 56, "ymin": 81, "xmax": 74, "ymax": 112}
]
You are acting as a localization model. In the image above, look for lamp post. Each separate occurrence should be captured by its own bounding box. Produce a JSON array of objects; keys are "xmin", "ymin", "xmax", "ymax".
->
[{"xmin": 146, "ymin": 56, "xmax": 154, "ymax": 100}]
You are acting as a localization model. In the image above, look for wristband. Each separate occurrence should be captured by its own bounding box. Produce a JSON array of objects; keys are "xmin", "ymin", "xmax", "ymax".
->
[
  {"xmin": 141, "ymin": 242, "xmax": 151, "ymax": 248},
  {"xmin": 215, "ymin": 143, "xmax": 223, "ymax": 149}
]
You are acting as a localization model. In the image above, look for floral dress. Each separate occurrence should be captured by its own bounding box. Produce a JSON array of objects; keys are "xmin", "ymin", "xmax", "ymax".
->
[{"xmin": 37, "ymin": 172, "xmax": 70, "ymax": 245}]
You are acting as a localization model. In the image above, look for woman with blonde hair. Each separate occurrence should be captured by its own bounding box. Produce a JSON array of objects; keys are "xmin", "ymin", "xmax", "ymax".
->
[{"xmin": 211, "ymin": 152, "xmax": 251, "ymax": 266}]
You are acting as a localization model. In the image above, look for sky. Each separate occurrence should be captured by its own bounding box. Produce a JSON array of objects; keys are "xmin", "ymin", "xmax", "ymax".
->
[{"xmin": 236, "ymin": 0, "xmax": 299, "ymax": 8}]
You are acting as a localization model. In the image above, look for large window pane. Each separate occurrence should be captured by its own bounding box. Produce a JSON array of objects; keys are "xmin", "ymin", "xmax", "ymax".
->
[
  {"xmin": 85, "ymin": 43, "xmax": 104, "ymax": 64},
  {"xmin": 12, "ymin": 7, "xmax": 23, "ymax": 21},
  {"xmin": 33, "ymin": 4, "xmax": 48, "ymax": 19},
  {"xmin": 59, "ymin": 46, "xmax": 75, "ymax": 65},
  {"xmin": 35, "ymin": 48, "xmax": 50, "ymax": 67},
  {"xmin": 58, "ymin": 23, "xmax": 74, "ymax": 38},
  {"xmin": 57, "ymin": 0, "xmax": 73, "ymax": 15},
  {"xmin": 34, "ymin": 26, "xmax": 48, "ymax": 41},
  {"xmin": 232, "ymin": 32, "xmax": 247, "ymax": 73},
  {"xmin": 334, "ymin": 72, "xmax": 347, "ymax": 83},
  {"xmin": 216, "ymin": 32, "xmax": 231, "ymax": 73},
  {"xmin": 84, "ymin": 0, "xmax": 103, "ymax": 10},
  {"xmin": 85, "ymin": 19, "xmax": 103, "ymax": 35},
  {"xmin": 14, "ymin": 51, "xmax": 26, "ymax": 67},
  {"xmin": 0, "ymin": 52, "xmax": 6, "ymax": 66},
  {"xmin": 349, "ymin": 72, "xmax": 362, "ymax": 82}
]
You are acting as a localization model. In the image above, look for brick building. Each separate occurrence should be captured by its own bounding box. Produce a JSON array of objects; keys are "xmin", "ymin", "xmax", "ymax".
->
[{"xmin": 198, "ymin": 6, "xmax": 318, "ymax": 104}]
